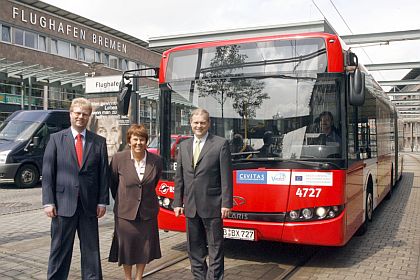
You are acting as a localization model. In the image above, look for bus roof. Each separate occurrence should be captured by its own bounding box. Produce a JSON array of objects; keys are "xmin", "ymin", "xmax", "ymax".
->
[{"xmin": 162, "ymin": 32, "xmax": 340, "ymax": 55}]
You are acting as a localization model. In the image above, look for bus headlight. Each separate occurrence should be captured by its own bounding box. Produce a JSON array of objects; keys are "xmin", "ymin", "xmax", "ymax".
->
[
  {"xmin": 328, "ymin": 210, "xmax": 336, "ymax": 218},
  {"xmin": 315, "ymin": 207, "xmax": 327, "ymax": 219},
  {"xmin": 162, "ymin": 197, "xmax": 171, "ymax": 208},
  {"xmin": 302, "ymin": 208, "xmax": 313, "ymax": 219},
  {"xmin": 286, "ymin": 205, "xmax": 344, "ymax": 222},
  {"xmin": 157, "ymin": 196, "xmax": 174, "ymax": 210},
  {"xmin": 289, "ymin": 210, "xmax": 299, "ymax": 220}
]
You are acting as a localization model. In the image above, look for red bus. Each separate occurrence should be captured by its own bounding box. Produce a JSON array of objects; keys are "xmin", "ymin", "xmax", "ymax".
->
[
  {"xmin": 124, "ymin": 32, "xmax": 403, "ymax": 246},
  {"xmin": 147, "ymin": 134, "xmax": 192, "ymax": 159}
]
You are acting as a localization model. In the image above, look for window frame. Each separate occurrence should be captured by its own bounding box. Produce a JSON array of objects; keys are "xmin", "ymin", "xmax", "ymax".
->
[{"xmin": 1, "ymin": 24, "xmax": 11, "ymax": 43}]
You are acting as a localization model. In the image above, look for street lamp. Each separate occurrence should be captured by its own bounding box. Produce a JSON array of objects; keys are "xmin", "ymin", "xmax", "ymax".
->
[{"xmin": 80, "ymin": 62, "xmax": 104, "ymax": 77}]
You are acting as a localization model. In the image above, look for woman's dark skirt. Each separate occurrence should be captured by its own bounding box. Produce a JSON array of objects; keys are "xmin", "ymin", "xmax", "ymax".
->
[{"xmin": 109, "ymin": 215, "xmax": 161, "ymax": 266}]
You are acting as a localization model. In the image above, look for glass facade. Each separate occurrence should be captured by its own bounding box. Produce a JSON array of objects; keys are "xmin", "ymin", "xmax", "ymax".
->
[
  {"xmin": 0, "ymin": 23, "xmax": 154, "ymax": 71},
  {"xmin": 0, "ymin": 17, "xmax": 158, "ymax": 126},
  {"xmin": 38, "ymin": 35, "xmax": 46, "ymax": 52},
  {"xmin": 1, "ymin": 25, "xmax": 11, "ymax": 42}
]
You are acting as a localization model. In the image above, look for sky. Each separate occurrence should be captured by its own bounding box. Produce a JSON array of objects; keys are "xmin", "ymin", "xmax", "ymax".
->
[{"xmin": 42, "ymin": 0, "xmax": 420, "ymax": 85}]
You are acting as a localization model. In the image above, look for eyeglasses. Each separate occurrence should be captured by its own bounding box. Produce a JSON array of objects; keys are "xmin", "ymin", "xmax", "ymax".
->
[{"xmin": 71, "ymin": 111, "xmax": 90, "ymax": 118}]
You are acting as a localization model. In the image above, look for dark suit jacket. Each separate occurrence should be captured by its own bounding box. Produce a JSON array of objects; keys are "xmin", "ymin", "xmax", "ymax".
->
[
  {"xmin": 174, "ymin": 134, "xmax": 233, "ymax": 218},
  {"xmin": 42, "ymin": 128, "xmax": 110, "ymax": 217},
  {"xmin": 110, "ymin": 150, "xmax": 163, "ymax": 220}
]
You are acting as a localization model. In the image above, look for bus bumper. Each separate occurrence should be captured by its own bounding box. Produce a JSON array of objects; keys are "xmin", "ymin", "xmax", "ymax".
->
[
  {"xmin": 158, "ymin": 208, "xmax": 186, "ymax": 232},
  {"xmin": 158, "ymin": 208, "xmax": 347, "ymax": 246},
  {"xmin": 281, "ymin": 211, "xmax": 347, "ymax": 246}
]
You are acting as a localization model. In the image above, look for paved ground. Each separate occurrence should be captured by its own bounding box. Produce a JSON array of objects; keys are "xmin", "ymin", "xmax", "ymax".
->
[
  {"xmin": 0, "ymin": 185, "xmax": 187, "ymax": 280},
  {"xmin": 291, "ymin": 153, "xmax": 420, "ymax": 280},
  {"xmin": 0, "ymin": 153, "xmax": 419, "ymax": 279}
]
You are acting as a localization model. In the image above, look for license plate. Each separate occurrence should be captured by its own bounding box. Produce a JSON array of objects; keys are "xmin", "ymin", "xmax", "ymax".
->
[{"xmin": 223, "ymin": 227, "xmax": 255, "ymax": 241}]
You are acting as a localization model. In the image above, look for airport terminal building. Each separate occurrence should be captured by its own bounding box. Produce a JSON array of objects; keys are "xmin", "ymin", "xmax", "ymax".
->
[{"xmin": 0, "ymin": 0, "xmax": 160, "ymax": 122}]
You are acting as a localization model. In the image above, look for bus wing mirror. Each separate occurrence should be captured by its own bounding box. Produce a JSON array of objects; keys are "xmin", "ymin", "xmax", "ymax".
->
[
  {"xmin": 349, "ymin": 68, "xmax": 365, "ymax": 106},
  {"xmin": 117, "ymin": 78, "xmax": 132, "ymax": 115},
  {"xmin": 346, "ymin": 52, "xmax": 358, "ymax": 67}
]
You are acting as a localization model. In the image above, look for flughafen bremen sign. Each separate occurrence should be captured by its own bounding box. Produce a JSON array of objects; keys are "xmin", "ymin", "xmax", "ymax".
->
[{"xmin": 11, "ymin": 6, "xmax": 128, "ymax": 54}]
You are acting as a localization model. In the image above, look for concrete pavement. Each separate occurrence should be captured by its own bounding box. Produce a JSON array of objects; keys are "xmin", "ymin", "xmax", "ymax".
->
[
  {"xmin": 291, "ymin": 153, "xmax": 420, "ymax": 280},
  {"xmin": 0, "ymin": 153, "xmax": 419, "ymax": 279}
]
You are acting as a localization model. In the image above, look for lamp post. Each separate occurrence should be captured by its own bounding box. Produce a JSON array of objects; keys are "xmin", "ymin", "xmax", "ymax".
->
[{"xmin": 81, "ymin": 62, "xmax": 104, "ymax": 77}]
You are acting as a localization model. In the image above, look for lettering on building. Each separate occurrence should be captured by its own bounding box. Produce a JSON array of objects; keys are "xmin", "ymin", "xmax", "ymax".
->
[{"xmin": 12, "ymin": 6, "xmax": 127, "ymax": 54}]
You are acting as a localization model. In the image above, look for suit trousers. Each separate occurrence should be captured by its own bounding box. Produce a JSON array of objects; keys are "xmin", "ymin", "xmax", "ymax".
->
[
  {"xmin": 186, "ymin": 215, "xmax": 224, "ymax": 280},
  {"xmin": 47, "ymin": 200, "xmax": 102, "ymax": 280}
]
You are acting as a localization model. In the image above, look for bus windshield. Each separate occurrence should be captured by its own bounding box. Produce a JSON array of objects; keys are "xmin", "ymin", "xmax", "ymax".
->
[
  {"xmin": 164, "ymin": 37, "xmax": 343, "ymax": 162},
  {"xmin": 0, "ymin": 120, "xmax": 40, "ymax": 141}
]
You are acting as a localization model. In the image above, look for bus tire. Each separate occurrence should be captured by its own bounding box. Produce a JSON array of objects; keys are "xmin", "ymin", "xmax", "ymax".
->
[
  {"xmin": 356, "ymin": 186, "xmax": 373, "ymax": 236},
  {"xmin": 366, "ymin": 188, "xmax": 373, "ymax": 222},
  {"xmin": 15, "ymin": 164, "xmax": 39, "ymax": 188},
  {"xmin": 398, "ymin": 158, "xmax": 403, "ymax": 181},
  {"xmin": 385, "ymin": 168, "xmax": 393, "ymax": 200}
]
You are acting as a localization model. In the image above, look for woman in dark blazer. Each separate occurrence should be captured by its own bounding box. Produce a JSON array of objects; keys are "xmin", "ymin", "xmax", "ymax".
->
[{"xmin": 108, "ymin": 124, "xmax": 162, "ymax": 280}]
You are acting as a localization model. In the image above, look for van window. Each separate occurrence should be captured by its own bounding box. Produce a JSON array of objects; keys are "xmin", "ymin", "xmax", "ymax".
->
[
  {"xmin": 0, "ymin": 120, "xmax": 40, "ymax": 141},
  {"xmin": 46, "ymin": 123, "xmax": 64, "ymax": 134},
  {"xmin": 47, "ymin": 112, "xmax": 71, "ymax": 130},
  {"xmin": 33, "ymin": 123, "xmax": 49, "ymax": 149}
]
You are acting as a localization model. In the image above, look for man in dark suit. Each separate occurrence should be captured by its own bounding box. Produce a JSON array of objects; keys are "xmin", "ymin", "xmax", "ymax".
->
[
  {"xmin": 42, "ymin": 97, "xmax": 109, "ymax": 280},
  {"xmin": 174, "ymin": 108, "xmax": 233, "ymax": 280}
]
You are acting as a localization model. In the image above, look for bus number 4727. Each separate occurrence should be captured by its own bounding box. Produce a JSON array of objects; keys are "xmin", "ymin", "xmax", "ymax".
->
[{"xmin": 296, "ymin": 188, "xmax": 322, "ymax": 198}]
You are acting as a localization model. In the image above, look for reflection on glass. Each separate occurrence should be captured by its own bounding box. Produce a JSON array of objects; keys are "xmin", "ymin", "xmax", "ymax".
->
[
  {"xmin": 1, "ymin": 25, "xmax": 11, "ymax": 42},
  {"xmin": 0, "ymin": 121, "xmax": 40, "ymax": 141},
  {"xmin": 165, "ymin": 38, "xmax": 343, "ymax": 161}
]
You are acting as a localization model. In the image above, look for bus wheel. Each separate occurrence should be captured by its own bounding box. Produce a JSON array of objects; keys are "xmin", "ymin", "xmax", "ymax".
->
[
  {"xmin": 357, "ymin": 189, "xmax": 373, "ymax": 236},
  {"xmin": 15, "ymin": 164, "xmax": 39, "ymax": 188},
  {"xmin": 366, "ymin": 190, "xmax": 373, "ymax": 222},
  {"xmin": 385, "ymin": 169, "xmax": 393, "ymax": 200}
]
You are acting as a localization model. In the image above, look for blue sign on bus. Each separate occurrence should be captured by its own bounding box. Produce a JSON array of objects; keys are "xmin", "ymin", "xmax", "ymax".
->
[{"xmin": 236, "ymin": 170, "xmax": 267, "ymax": 184}]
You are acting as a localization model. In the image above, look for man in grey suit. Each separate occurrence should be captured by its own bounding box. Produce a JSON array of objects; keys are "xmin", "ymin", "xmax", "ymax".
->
[
  {"xmin": 42, "ymin": 98, "xmax": 109, "ymax": 280},
  {"xmin": 174, "ymin": 108, "xmax": 233, "ymax": 280}
]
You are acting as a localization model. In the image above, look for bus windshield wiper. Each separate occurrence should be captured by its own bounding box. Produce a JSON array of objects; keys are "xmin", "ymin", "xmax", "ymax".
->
[
  {"xmin": 231, "ymin": 150, "xmax": 261, "ymax": 160},
  {"xmin": 284, "ymin": 159, "xmax": 341, "ymax": 170},
  {"xmin": 229, "ymin": 73, "xmax": 316, "ymax": 81}
]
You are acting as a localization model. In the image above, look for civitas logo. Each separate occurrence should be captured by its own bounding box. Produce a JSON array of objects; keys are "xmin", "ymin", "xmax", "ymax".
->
[
  {"xmin": 159, "ymin": 183, "xmax": 169, "ymax": 194},
  {"xmin": 233, "ymin": 196, "xmax": 246, "ymax": 206},
  {"xmin": 238, "ymin": 173, "xmax": 265, "ymax": 181}
]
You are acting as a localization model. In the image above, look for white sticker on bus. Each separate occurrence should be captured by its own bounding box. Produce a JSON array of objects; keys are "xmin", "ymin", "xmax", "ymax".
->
[
  {"xmin": 266, "ymin": 171, "xmax": 290, "ymax": 185},
  {"xmin": 291, "ymin": 171, "xmax": 333, "ymax": 186}
]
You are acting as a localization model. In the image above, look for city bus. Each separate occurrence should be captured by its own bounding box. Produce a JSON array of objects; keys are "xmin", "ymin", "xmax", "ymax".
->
[{"xmin": 122, "ymin": 32, "xmax": 402, "ymax": 246}]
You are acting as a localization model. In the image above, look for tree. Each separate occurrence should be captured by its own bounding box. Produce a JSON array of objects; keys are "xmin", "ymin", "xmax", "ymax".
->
[
  {"xmin": 196, "ymin": 44, "xmax": 269, "ymax": 138},
  {"xmin": 196, "ymin": 45, "xmax": 247, "ymax": 119},
  {"xmin": 229, "ymin": 79, "xmax": 269, "ymax": 139}
]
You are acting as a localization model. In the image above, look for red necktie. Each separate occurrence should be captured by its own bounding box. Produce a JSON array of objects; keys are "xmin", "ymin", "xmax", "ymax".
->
[{"xmin": 76, "ymin": 134, "xmax": 83, "ymax": 167}]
